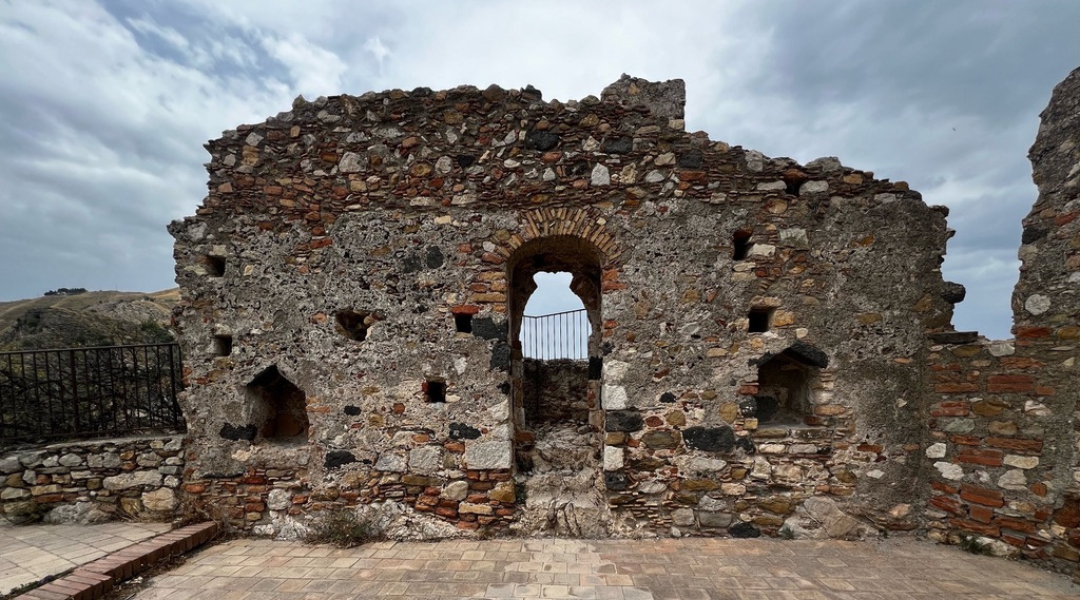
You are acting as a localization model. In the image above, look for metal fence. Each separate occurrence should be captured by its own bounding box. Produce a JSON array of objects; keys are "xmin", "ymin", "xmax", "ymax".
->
[
  {"xmin": 0, "ymin": 343, "xmax": 186, "ymax": 445},
  {"xmin": 521, "ymin": 309, "xmax": 590, "ymax": 360}
]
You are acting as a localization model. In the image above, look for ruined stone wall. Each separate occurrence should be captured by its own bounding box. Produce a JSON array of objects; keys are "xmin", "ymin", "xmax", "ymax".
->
[
  {"xmin": 921, "ymin": 67, "xmax": 1080, "ymax": 578},
  {"xmin": 170, "ymin": 75, "xmax": 960, "ymax": 538},
  {"xmin": 0, "ymin": 435, "xmax": 184, "ymax": 524}
]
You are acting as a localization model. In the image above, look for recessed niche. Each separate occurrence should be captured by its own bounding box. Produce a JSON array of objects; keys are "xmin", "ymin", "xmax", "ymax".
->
[
  {"xmin": 732, "ymin": 230, "xmax": 752, "ymax": 261},
  {"xmin": 204, "ymin": 255, "xmax": 226, "ymax": 277},
  {"xmin": 748, "ymin": 307, "xmax": 774, "ymax": 333},
  {"xmin": 335, "ymin": 309, "xmax": 374, "ymax": 341},
  {"xmin": 245, "ymin": 365, "xmax": 309, "ymax": 441},
  {"xmin": 454, "ymin": 313, "xmax": 473, "ymax": 333},
  {"xmin": 424, "ymin": 378, "xmax": 447, "ymax": 403},
  {"xmin": 755, "ymin": 351, "xmax": 819, "ymax": 425},
  {"xmin": 213, "ymin": 334, "xmax": 233, "ymax": 356}
]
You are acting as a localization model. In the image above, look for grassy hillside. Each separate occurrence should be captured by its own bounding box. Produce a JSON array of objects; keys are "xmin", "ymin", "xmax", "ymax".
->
[{"xmin": 0, "ymin": 289, "xmax": 180, "ymax": 351}]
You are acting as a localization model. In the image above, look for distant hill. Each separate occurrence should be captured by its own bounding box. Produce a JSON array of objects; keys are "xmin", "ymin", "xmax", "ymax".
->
[{"xmin": 0, "ymin": 289, "xmax": 180, "ymax": 351}]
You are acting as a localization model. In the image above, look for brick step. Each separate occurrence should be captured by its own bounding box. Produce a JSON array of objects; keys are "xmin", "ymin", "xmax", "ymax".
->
[{"xmin": 16, "ymin": 522, "xmax": 220, "ymax": 600}]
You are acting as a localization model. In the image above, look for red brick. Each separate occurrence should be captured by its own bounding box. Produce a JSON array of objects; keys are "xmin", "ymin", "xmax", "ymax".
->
[
  {"xmin": 995, "ymin": 516, "xmax": 1037, "ymax": 534},
  {"xmin": 948, "ymin": 435, "xmax": 981, "ymax": 446},
  {"xmin": 930, "ymin": 481, "xmax": 958, "ymax": 494},
  {"xmin": 969, "ymin": 505, "xmax": 994, "ymax": 523},
  {"xmin": 929, "ymin": 496, "xmax": 964, "ymax": 516},
  {"xmin": 1014, "ymin": 326, "xmax": 1052, "ymax": 339},
  {"xmin": 985, "ymin": 437, "xmax": 1043, "ymax": 453},
  {"xmin": 957, "ymin": 448, "xmax": 1004, "ymax": 467},
  {"xmin": 949, "ymin": 518, "xmax": 1000, "ymax": 537},
  {"xmin": 960, "ymin": 484, "xmax": 1004, "ymax": 507},
  {"xmin": 934, "ymin": 383, "xmax": 978, "ymax": 394}
]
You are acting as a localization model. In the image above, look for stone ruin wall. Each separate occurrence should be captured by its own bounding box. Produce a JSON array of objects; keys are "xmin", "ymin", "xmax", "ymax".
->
[
  {"xmin": 918, "ymin": 67, "xmax": 1080, "ymax": 575},
  {"xmin": 168, "ymin": 71, "xmax": 1079, "ymax": 576}
]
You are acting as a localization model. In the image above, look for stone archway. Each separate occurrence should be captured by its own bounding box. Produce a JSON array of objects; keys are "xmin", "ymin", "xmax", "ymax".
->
[{"xmin": 505, "ymin": 232, "xmax": 609, "ymax": 534}]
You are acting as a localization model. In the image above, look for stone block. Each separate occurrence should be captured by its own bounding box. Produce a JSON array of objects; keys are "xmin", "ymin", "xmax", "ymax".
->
[{"xmin": 464, "ymin": 441, "xmax": 511, "ymax": 470}]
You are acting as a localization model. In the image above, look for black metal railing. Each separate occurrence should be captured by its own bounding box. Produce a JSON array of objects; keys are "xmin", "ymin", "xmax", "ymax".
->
[
  {"xmin": 521, "ymin": 309, "xmax": 590, "ymax": 360},
  {"xmin": 0, "ymin": 343, "xmax": 186, "ymax": 445}
]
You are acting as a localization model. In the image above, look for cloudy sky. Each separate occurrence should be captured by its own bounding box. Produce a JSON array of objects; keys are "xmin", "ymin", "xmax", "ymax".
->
[{"xmin": 1, "ymin": 1, "xmax": 1077, "ymax": 339}]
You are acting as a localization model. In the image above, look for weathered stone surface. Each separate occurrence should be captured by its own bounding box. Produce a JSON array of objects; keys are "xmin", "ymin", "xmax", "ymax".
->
[
  {"xmin": 442, "ymin": 480, "xmax": 469, "ymax": 501},
  {"xmin": 606, "ymin": 410, "xmax": 644, "ymax": 432},
  {"xmin": 464, "ymin": 441, "xmax": 512, "ymax": 470},
  {"xmin": 103, "ymin": 470, "xmax": 162, "ymax": 490},
  {"xmin": 142, "ymin": 488, "xmax": 176, "ymax": 511},
  {"xmin": 409, "ymin": 446, "xmax": 443, "ymax": 475}
]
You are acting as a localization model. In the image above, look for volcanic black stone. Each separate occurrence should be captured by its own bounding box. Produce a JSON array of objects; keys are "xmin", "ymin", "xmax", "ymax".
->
[
  {"xmin": 605, "ymin": 410, "xmax": 644, "ymax": 432},
  {"xmin": 735, "ymin": 437, "xmax": 756, "ymax": 455},
  {"xmin": 456, "ymin": 154, "xmax": 476, "ymax": 168},
  {"xmin": 677, "ymin": 150, "xmax": 703, "ymax": 169},
  {"xmin": 525, "ymin": 130, "xmax": 559, "ymax": 151},
  {"xmin": 498, "ymin": 381, "xmax": 512, "ymax": 395},
  {"xmin": 472, "ymin": 317, "xmax": 507, "ymax": 340},
  {"xmin": 928, "ymin": 331, "xmax": 979, "ymax": 345},
  {"xmin": 325, "ymin": 450, "xmax": 357, "ymax": 469},
  {"xmin": 738, "ymin": 397, "xmax": 757, "ymax": 417},
  {"xmin": 940, "ymin": 281, "xmax": 967, "ymax": 304},
  {"xmin": 659, "ymin": 392, "xmax": 676, "ymax": 404},
  {"xmin": 490, "ymin": 341, "xmax": 511, "ymax": 371},
  {"xmin": 568, "ymin": 160, "xmax": 590, "ymax": 176},
  {"xmin": 449, "ymin": 423, "xmax": 482, "ymax": 440},
  {"xmin": 219, "ymin": 423, "xmax": 256, "ymax": 442},
  {"xmin": 343, "ymin": 405, "xmax": 361, "ymax": 416},
  {"xmin": 400, "ymin": 253, "xmax": 422, "ymax": 273},
  {"xmin": 729, "ymin": 522, "xmax": 761, "ymax": 538},
  {"xmin": 1022, "ymin": 225, "xmax": 1049, "ymax": 245},
  {"xmin": 425, "ymin": 246, "xmax": 445, "ymax": 269},
  {"xmin": 604, "ymin": 472, "xmax": 630, "ymax": 491},
  {"xmin": 683, "ymin": 426, "xmax": 736, "ymax": 452},
  {"xmin": 788, "ymin": 341, "xmax": 829, "ymax": 368},
  {"xmin": 602, "ymin": 137, "xmax": 633, "ymax": 154}
]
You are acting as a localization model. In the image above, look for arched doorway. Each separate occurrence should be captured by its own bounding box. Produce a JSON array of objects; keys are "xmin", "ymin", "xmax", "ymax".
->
[{"xmin": 506, "ymin": 235, "xmax": 606, "ymax": 532}]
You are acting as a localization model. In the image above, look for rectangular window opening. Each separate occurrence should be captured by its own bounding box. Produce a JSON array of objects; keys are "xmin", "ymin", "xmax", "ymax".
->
[
  {"xmin": 454, "ymin": 313, "xmax": 473, "ymax": 334},
  {"xmin": 748, "ymin": 308, "xmax": 774, "ymax": 333},
  {"xmin": 205, "ymin": 255, "xmax": 226, "ymax": 277},
  {"xmin": 213, "ymin": 334, "xmax": 233, "ymax": 356},
  {"xmin": 732, "ymin": 230, "xmax": 752, "ymax": 261},
  {"xmin": 424, "ymin": 379, "xmax": 447, "ymax": 403}
]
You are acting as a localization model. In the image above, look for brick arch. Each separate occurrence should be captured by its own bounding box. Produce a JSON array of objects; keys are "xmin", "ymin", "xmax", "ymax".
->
[{"xmin": 493, "ymin": 207, "xmax": 621, "ymax": 267}]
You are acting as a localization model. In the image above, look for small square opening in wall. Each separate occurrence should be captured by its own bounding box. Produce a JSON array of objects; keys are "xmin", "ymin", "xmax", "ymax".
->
[
  {"xmin": 204, "ymin": 255, "xmax": 226, "ymax": 277},
  {"xmin": 424, "ymin": 379, "xmax": 447, "ymax": 403},
  {"xmin": 213, "ymin": 334, "xmax": 233, "ymax": 356},
  {"xmin": 748, "ymin": 307, "xmax": 774, "ymax": 333},
  {"xmin": 732, "ymin": 230, "xmax": 752, "ymax": 261},
  {"xmin": 454, "ymin": 313, "xmax": 473, "ymax": 334}
]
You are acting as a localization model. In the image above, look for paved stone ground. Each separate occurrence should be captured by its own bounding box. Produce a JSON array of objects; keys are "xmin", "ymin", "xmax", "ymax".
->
[
  {"xmin": 131, "ymin": 537, "xmax": 1078, "ymax": 600},
  {"xmin": 0, "ymin": 521, "xmax": 171, "ymax": 595}
]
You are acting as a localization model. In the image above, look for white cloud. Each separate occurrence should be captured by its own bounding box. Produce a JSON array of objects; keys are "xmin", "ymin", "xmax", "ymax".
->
[{"xmin": 0, "ymin": 0, "xmax": 1076, "ymax": 342}]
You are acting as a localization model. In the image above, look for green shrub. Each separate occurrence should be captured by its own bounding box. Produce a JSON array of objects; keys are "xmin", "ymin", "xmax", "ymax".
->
[{"xmin": 305, "ymin": 509, "xmax": 381, "ymax": 548}]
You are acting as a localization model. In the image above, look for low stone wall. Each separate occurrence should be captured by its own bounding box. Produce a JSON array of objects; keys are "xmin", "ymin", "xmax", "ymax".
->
[{"xmin": 0, "ymin": 435, "xmax": 184, "ymax": 524}]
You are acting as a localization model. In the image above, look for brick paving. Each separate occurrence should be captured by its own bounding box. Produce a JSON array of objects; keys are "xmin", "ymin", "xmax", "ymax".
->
[
  {"xmin": 130, "ymin": 537, "xmax": 1078, "ymax": 600},
  {"xmin": 0, "ymin": 521, "xmax": 171, "ymax": 595}
]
